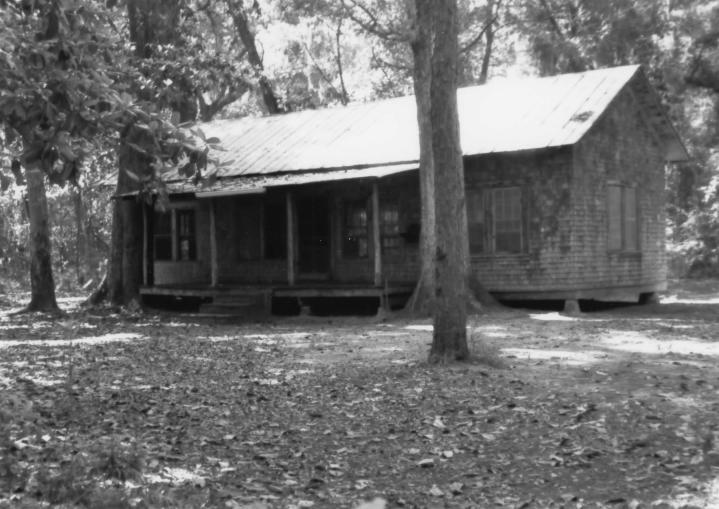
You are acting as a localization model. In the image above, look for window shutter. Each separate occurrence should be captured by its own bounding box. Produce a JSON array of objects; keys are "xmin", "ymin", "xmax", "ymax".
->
[
  {"xmin": 607, "ymin": 185, "xmax": 622, "ymax": 250},
  {"xmin": 623, "ymin": 187, "xmax": 638, "ymax": 251}
]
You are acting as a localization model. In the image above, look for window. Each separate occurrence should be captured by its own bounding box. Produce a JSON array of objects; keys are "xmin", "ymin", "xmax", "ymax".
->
[
  {"xmin": 493, "ymin": 187, "xmax": 523, "ymax": 253},
  {"xmin": 343, "ymin": 199, "xmax": 368, "ymax": 258},
  {"xmin": 608, "ymin": 184, "xmax": 639, "ymax": 251},
  {"xmin": 466, "ymin": 186, "xmax": 524, "ymax": 254},
  {"xmin": 153, "ymin": 211, "xmax": 172, "ymax": 261},
  {"xmin": 264, "ymin": 198, "xmax": 287, "ymax": 260},
  {"xmin": 381, "ymin": 203, "xmax": 402, "ymax": 251},
  {"xmin": 467, "ymin": 190, "xmax": 485, "ymax": 253},
  {"xmin": 177, "ymin": 210, "xmax": 196, "ymax": 261},
  {"xmin": 153, "ymin": 208, "xmax": 196, "ymax": 261}
]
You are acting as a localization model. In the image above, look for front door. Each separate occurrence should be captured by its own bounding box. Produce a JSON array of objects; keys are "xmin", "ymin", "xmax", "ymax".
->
[{"xmin": 296, "ymin": 195, "xmax": 331, "ymax": 278}]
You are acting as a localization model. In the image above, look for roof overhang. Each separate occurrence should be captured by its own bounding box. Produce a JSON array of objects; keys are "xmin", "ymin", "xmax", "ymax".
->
[{"xmin": 117, "ymin": 162, "xmax": 418, "ymax": 199}]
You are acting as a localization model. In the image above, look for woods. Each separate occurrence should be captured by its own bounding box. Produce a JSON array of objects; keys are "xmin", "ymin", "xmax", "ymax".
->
[
  {"xmin": 3, "ymin": 0, "xmax": 719, "ymax": 306},
  {"xmin": 2, "ymin": 0, "xmax": 719, "ymax": 358},
  {"xmin": 4, "ymin": 1, "xmax": 719, "ymax": 506}
]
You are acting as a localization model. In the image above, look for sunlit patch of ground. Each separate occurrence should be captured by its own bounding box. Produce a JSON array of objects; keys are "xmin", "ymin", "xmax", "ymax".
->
[
  {"xmin": 501, "ymin": 347, "xmax": 608, "ymax": 365},
  {"xmin": 0, "ymin": 332, "xmax": 144, "ymax": 348},
  {"xmin": 600, "ymin": 330, "xmax": 719, "ymax": 356}
]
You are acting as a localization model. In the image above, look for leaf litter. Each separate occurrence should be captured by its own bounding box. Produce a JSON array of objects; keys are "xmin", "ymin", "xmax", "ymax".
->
[{"xmin": 1, "ymin": 284, "xmax": 719, "ymax": 507}]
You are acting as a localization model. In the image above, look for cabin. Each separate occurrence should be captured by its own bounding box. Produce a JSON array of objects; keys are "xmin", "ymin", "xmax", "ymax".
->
[{"xmin": 132, "ymin": 65, "xmax": 688, "ymax": 314}]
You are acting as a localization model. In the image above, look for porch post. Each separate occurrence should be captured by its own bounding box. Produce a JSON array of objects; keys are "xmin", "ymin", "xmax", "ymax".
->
[
  {"xmin": 209, "ymin": 199, "xmax": 218, "ymax": 287},
  {"xmin": 170, "ymin": 208, "xmax": 178, "ymax": 261},
  {"xmin": 286, "ymin": 191, "xmax": 295, "ymax": 285},
  {"xmin": 142, "ymin": 203, "xmax": 148, "ymax": 286},
  {"xmin": 372, "ymin": 181, "xmax": 382, "ymax": 287}
]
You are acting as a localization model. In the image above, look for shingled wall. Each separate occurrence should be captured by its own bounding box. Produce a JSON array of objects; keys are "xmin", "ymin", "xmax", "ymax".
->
[
  {"xmin": 464, "ymin": 148, "xmax": 575, "ymax": 293},
  {"xmin": 570, "ymin": 84, "xmax": 667, "ymax": 295},
  {"xmin": 462, "ymin": 82, "xmax": 667, "ymax": 299}
]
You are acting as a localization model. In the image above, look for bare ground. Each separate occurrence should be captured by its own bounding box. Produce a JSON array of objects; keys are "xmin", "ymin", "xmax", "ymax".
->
[{"xmin": 1, "ymin": 280, "xmax": 719, "ymax": 508}]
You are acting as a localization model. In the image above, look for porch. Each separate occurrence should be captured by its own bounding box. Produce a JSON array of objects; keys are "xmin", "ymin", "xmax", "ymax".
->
[{"xmin": 139, "ymin": 282, "xmax": 415, "ymax": 315}]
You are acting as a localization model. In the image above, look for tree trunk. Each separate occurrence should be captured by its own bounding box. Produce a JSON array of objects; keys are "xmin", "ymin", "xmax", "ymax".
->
[
  {"xmin": 73, "ymin": 186, "xmax": 86, "ymax": 287},
  {"xmin": 25, "ymin": 168, "xmax": 59, "ymax": 312},
  {"xmin": 108, "ymin": 125, "xmax": 149, "ymax": 306},
  {"xmin": 478, "ymin": 0, "xmax": 495, "ymax": 85},
  {"xmin": 227, "ymin": 1, "xmax": 283, "ymax": 114},
  {"xmin": 427, "ymin": 0, "xmax": 470, "ymax": 362},
  {"xmin": 404, "ymin": 0, "xmax": 436, "ymax": 316}
]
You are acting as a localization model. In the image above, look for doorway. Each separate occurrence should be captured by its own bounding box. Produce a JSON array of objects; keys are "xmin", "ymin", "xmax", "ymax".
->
[{"xmin": 296, "ymin": 195, "xmax": 331, "ymax": 278}]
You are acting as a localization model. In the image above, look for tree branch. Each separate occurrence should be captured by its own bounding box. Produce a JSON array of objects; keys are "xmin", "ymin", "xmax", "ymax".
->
[
  {"xmin": 335, "ymin": 18, "xmax": 350, "ymax": 105},
  {"xmin": 301, "ymin": 42, "xmax": 346, "ymax": 105},
  {"xmin": 225, "ymin": 0, "xmax": 282, "ymax": 114},
  {"xmin": 459, "ymin": 0, "xmax": 503, "ymax": 54}
]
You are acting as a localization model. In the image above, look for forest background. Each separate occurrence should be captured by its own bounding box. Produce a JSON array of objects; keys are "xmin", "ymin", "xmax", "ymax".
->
[{"xmin": 2, "ymin": 0, "xmax": 719, "ymax": 299}]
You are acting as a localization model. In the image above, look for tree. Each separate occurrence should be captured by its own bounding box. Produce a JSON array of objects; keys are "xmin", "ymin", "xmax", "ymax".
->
[
  {"xmin": 416, "ymin": 0, "xmax": 470, "ymax": 362},
  {"xmin": 0, "ymin": 0, "xmax": 128, "ymax": 312},
  {"xmin": 105, "ymin": 0, "xmax": 255, "ymax": 306}
]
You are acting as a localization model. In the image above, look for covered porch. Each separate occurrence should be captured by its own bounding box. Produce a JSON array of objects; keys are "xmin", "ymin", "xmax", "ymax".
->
[{"xmin": 138, "ymin": 163, "xmax": 421, "ymax": 315}]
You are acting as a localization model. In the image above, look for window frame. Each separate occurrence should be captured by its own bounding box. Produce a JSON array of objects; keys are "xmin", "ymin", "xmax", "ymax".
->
[
  {"xmin": 380, "ymin": 201, "xmax": 402, "ymax": 252},
  {"xmin": 492, "ymin": 186, "xmax": 524, "ymax": 254},
  {"xmin": 467, "ymin": 185, "xmax": 525, "ymax": 256},
  {"xmin": 342, "ymin": 198, "xmax": 369, "ymax": 259},
  {"xmin": 152, "ymin": 204, "xmax": 198, "ymax": 262}
]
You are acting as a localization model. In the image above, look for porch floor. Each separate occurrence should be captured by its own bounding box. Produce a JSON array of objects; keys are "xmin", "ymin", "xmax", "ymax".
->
[
  {"xmin": 139, "ymin": 283, "xmax": 415, "ymax": 313},
  {"xmin": 140, "ymin": 283, "xmax": 414, "ymax": 297}
]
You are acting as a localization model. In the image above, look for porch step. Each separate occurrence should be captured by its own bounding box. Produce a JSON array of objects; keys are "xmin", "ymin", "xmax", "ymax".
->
[{"xmin": 198, "ymin": 292, "xmax": 271, "ymax": 316}]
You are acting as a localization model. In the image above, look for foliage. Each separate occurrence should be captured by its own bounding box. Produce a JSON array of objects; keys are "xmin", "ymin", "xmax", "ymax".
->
[{"xmin": 0, "ymin": 0, "xmax": 126, "ymax": 180}]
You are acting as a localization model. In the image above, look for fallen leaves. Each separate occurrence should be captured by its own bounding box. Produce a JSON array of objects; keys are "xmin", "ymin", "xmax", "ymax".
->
[{"xmin": 1, "ymin": 299, "xmax": 719, "ymax": 507}]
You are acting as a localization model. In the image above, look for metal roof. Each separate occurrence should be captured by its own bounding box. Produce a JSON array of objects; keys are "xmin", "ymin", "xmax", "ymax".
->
[
  {"xmin": 179, "ymin": 162, "xmax": 418, "ymax": 196},
  {"xmin": 188, "ymin": 64, "xmax": 686, "ymax": 184}
]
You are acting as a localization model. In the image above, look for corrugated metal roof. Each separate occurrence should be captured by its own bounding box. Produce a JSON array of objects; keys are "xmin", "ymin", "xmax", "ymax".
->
[
  {"xmin": 185, "ymin": 64, "xmax": 686, "ymax": 183},
  {"xmin": 190, "ymin": 162, "xmax": 418, "ymax": 196}
]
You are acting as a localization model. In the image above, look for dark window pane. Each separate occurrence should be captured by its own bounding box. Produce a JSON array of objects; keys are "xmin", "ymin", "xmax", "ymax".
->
[
  {"xmin": 495, "ymin": 232, "xmax": 522, "ymax": 253},
  {"xmin": 154, "ymin": 236, "xmax": 172, "ymax": 260},
  {"xmin": 154, "ymin": 211, "xmax": 171, "ymax": 234},
  {"xmin": 493, "ymin": 187, "xmax": 522, "ymax": 253},
  {"xmin": 343, "ymin": 199, "xmax": 368, "ymax": 258},
  {"xmin": 153, "ymin": 210, "xmax": 172, "ymax": 260},
  {"xmin": 381, "ymin": 203, "xmax": 401, "ymax": 251},
  {"xmin": 176, "ymin": 209, "xmax": 196, "ymax": 261}
]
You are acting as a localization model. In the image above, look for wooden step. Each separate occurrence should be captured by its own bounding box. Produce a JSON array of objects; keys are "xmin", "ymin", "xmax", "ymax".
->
[{"xmin": 198, "ymin": 292, "xmax": 271, "ymax": 316}]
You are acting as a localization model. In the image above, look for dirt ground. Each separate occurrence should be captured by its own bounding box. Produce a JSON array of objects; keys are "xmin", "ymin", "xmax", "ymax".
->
[{"xmin": 1, "ymin": 280, "xmax": 719, "ymax": 508}]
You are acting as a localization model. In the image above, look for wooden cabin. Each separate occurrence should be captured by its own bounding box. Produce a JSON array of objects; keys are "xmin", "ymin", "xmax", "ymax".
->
[{"xmin": 135, "ymin": 65, "xmax": 688, "ymax": 314}]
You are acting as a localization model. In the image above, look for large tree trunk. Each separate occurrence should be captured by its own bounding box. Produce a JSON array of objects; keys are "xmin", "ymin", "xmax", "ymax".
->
[
  {"xmin": 102, "ymin": 0, "xmax": 190, "ymax": 307},
  {"xmin": 108, "ymin": 126, "xmax": 149, "ymax": 306},
  {"xmin": 25, "ymin": 168, "xmax": 59, "ymax": 312},
  {"xmin": 426, "ymin": 0, "xmax": 470, "ymax": 362},
  {"xmin": 404, "ymin": 0, "xmax": 436, "ymax": 316}
]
